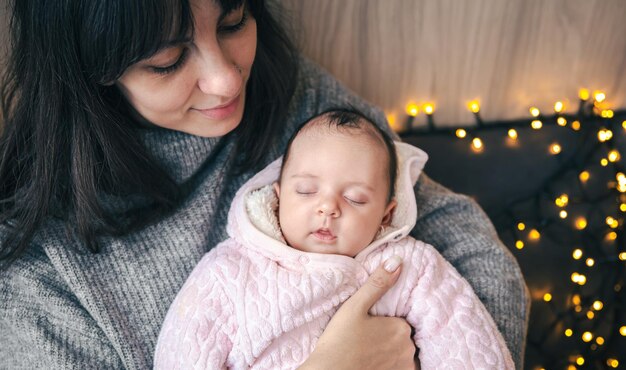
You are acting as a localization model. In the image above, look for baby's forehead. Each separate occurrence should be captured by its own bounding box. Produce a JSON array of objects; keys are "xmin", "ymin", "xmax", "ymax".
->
[{"xmin": 285, "ymin": 115, "xmax": 389, "ymax": 165}]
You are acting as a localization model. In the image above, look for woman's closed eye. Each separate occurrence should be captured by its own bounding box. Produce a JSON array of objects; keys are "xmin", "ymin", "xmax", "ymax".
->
[
  {"xmin": 150, "ymin": 48, "xmax": 189, "ymax": 75},
  {"xmin": 219, "ymin": 5, "xmax": 248, "ymax": 35}
]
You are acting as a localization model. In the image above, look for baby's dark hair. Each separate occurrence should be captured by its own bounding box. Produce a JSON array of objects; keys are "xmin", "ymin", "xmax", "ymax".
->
[{"xmin": 279, "ymin": 107, "xmax": 398, "ymax": 203}]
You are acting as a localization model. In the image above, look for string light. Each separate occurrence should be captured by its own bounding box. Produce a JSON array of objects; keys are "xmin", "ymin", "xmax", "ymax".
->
[
  {"xmin": 554, "ymin": 101, "xmax": 564, "ymax": 113},
  {"xmin": 572, "ymin": 249, "xmax": 583, "ymax": 260},
  {"xmin": 579, "ymin": 88, "xmax": 590, "ymax": 101},
  {"xmin": 529, "ymin": 229, "xmax": 541, "ymax": 240},
  {"xmin": 575, "ymin": 217, "xmax": 587, "ymax": 230},
  {"xmin": 594, "ymin": 91, "xmax": 606, "ymax": 103},
  {"xmin": 601, "ymin": 109, "xmax": 614, "ymax": 118},
  {"xmin": 620, "ymin": 326, "xmax": 626, "ymax": 336},
  {"xmin": 571, "ymin": 272, "xmax": 587, "ymax": 285},
  {"xmin": 576, "ymin": 357, "xmax": 585, "ymax": 366},
  {"xmin": 406, "ymin": 103, "xmax": 419, "ymax": 117},
  {"xmin": 607, "ymin": 359, "xmax": 619, "ymax": 368},
  {"xmin": 598, "ymin": 129, "xmax": 613, "ymax": 142},
  {"xmin": 530, "ymin": 107, "xmax": 540, "ymax": 117},
  {"xmin": 592, "ymin": 300, "xmax": 603, "ymax": 310},
  {"xmin": 531, "ymin": 120, "xmax": 543, "ymax": 129},
  {"xmin": 396, "ymin": 92, "xmax": 626, "ymax": 367},
  {"xmin": 508, "ymin": 129, "xmax": 518, "ymax": 140},
  {"xmin": 606, "ymin": 216, "xmax": 619, "ymax": 228},
  {"xmin": 608, "ymin": 150, "xmax": 621, "ymax": 162},
  {"xmin": 595, "ymin": 337, "xmax": 604, "ymax": 345},
  {"xmin": 471, "ymin": 137, "xmax": 483, "ymax": 152},
  {"xmin": 556, "ymin": 194, "xmax": 569, "ymax": 207},
  {"xmin": 618, "ymin": 173, "xmax": 626, "ymax": 193},
  {"xmin": 467, "ymin": 100, "xmax": 480, "ymax": 113},
  {"xmin": 423, "ymin": 103, "xmax": 435, "ymax": 115},
  {"xmin": 579, "ymin": 171, "xmax": 590, "ymax": 183}
]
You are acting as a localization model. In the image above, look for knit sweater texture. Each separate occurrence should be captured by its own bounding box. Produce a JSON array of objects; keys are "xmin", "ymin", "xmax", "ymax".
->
[
  {"xmin": 154, "ymin": 142, "xmax": 515, "ymax": 369},
  {"xmin": 0, "ymin": 58, "xmax": 529, "ymax": 369}
]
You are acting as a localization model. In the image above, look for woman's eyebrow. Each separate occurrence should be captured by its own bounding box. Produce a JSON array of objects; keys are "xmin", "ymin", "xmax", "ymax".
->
[{"xmin": 217, "ymin": 1, "xmax": 244, "ymax": 23}]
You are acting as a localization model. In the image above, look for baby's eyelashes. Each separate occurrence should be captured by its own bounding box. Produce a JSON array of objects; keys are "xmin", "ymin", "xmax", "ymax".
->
[
  {"xmin": 295, "ymin": 190, "xmax": 316, "ymax": 195},
  {"xmin": 344, "ymin": 197, "xmax": 366, "ymax": 206}
]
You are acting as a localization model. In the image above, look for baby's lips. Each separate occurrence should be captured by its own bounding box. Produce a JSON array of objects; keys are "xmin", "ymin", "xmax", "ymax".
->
[
  {"xmin": 315, "ymin": 228, "xmax": 335, "ymax": 237},
  {"xmin": 312, "ymin": 228, "xmax": 337, "ymax": 241}
]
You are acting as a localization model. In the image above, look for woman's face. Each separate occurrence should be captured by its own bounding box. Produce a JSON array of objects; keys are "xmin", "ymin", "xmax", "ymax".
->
[{"xmin": 116, "ymin": 0, "xmax": 257, "ymax": 137}]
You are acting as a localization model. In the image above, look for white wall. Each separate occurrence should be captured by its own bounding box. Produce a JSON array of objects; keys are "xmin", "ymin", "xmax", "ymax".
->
[{"xmin": 282, "ymin": 0, "xmax": 626, "ymax": 126}]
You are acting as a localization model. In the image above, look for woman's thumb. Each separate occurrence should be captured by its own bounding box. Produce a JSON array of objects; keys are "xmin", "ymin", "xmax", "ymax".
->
[{"xmin": 348, "ymin": 255, "xmax": 403, "ymax": 313}]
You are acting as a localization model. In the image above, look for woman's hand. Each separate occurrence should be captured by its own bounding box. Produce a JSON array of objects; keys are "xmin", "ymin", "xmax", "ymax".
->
[{"xmin": 299, "ymin": 256, "xmax": 417, "ymax": 370}]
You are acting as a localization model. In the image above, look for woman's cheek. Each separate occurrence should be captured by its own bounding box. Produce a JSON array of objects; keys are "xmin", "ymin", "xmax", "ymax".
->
[{"xmin": 148, "ymin": 74, "xmax": 196, "ymax": 114}]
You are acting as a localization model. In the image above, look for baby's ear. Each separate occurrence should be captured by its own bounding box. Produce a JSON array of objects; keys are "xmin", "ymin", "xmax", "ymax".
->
[
  {"xmin": 272, "ymin": 182, "xmax": 281, "ymax": 197},
  {"xmin": 381, "ymin": 199, "xmax": 397, "ymax": 226}
]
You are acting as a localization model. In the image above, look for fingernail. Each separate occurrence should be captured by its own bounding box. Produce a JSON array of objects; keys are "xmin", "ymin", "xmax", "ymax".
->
[{"xmin": 383, "ymin": 255, "xmax": 403, "ymax": 272}]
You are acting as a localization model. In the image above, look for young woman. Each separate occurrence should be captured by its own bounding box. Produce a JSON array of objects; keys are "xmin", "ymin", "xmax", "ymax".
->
[{"xmin": 0, "ymin": 0, "xmax": 529, "ymax": 368}]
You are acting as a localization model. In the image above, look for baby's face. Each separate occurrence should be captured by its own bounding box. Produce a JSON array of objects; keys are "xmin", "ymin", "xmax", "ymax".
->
[{"xmin": 274, "ymin": 126, "xmax": 395, "ymax": 257}]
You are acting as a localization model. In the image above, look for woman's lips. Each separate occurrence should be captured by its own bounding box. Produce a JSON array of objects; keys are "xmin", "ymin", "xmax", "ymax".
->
[
  {"xmin": 312, "ymin": 229, "xmax": 337, "ymax": 243},
  {"xmin": 194, "ymin": 95, "xmax": 240, "ymax": 120}
]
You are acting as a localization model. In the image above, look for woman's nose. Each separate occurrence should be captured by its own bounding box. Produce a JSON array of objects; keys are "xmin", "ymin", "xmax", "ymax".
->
[
  {"xmin": 196, "ymin": 52, "xmax": 243, "ymax": 98},
  {"xmin": 317, "ymin": 199, "xmax": 340, "ymax": 218}
]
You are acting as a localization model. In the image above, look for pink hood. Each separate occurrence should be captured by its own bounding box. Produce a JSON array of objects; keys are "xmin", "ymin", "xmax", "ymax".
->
[{"xmin": 226, "ymin": 142, "xmax": 428, "ymax": 265}]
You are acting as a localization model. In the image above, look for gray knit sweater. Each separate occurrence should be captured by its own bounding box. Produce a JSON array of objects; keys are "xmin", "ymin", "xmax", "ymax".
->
[{"xmin": 0, "ymin": 58, "xmax": 529, "ymax": 370}]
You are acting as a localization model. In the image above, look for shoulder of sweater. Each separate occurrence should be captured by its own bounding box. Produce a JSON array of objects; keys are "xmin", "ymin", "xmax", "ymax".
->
[
  {"xmin": 293, "ymin": 55, "xmax": 347, "ymax": 102},
  {"xmin": 413, "ymin": 173, "xmax": 483, "ymax": 217},
  {"xmin": 0, "ymin": 229, "xmax": 77, "ymax": 320}
]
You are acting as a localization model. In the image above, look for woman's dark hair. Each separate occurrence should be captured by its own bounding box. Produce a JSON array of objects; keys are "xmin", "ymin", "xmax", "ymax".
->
[
  {"xmin": 0, "ymin": 0, "xmax": 298, "ymax": 264},
  {"xmin": 279, "ymin": 107, "xmax": 398, "ymax": 203}
]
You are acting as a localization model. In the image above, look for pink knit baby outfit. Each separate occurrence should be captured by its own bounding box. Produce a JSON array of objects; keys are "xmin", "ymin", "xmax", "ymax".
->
[{"xmin": 154, "ymin": 143, "xmax": 514, "ymax": 369}]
